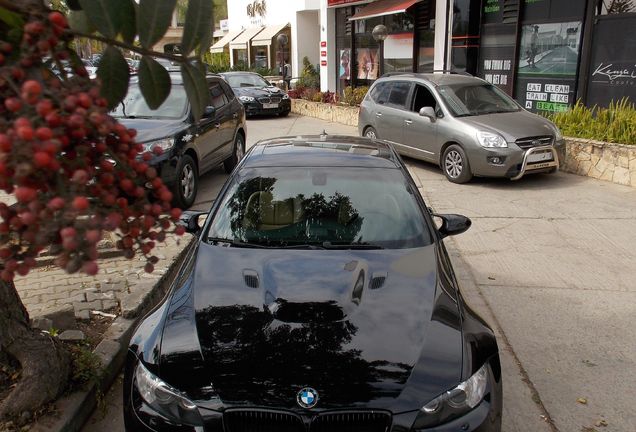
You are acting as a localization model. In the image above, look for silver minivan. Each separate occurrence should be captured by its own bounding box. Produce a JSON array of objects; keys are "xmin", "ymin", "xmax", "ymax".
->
[{"xmin": 358, "ymin": 73, "xmax": 564, "ymax": 183}]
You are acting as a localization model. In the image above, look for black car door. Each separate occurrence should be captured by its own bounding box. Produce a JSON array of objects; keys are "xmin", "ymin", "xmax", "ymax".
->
[
  {"xmin": 218, "ymin": 80, "xmax": 240, "ymax": 158},
  {"xmin": 196, "ymin": 80, "xmax": 230, "ymax": 172}
]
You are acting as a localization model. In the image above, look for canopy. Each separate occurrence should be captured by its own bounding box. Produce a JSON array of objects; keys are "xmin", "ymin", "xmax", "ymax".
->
[
  {"xmin": 230, "ymin": 27, "xmax": 265, "ymax": 50},
  {"xmin": 210, "ymin": 30, "xmax": 244, "ymax": 53},
  {"xmin": 251, "ymin": 24, "xmax": 290, "ymax": 47},
  {"xmin": 349, "ymin": 0, "xmax": 421, "ymax": 20}
]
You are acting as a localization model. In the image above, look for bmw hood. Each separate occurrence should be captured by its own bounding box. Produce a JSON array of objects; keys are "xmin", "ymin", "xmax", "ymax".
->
[
  {"xmin": 461, "ymin": 110, "xmax": 556, "ymax": 142},
  {"xmin": 157, "ymin": 243, "xmax": 464, "ymax": 412},
  {"xmin": 233, "ymin": 86, "xmax": 286, "ymax": 99},
  {"xmin": 116, "ymin": 118, "xmax": 187, "ymax": 144}
]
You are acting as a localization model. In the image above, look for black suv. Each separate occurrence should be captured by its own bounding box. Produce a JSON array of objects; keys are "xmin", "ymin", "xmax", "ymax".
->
[{"xmin": 113, "ymin": 73, "xmax": 246, "ymax": 208}]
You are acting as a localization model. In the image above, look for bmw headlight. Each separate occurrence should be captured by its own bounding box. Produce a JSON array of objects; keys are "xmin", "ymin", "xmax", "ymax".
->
[
  {"xmin": 413, "ymin": 363, "xmax": 489, "ymax": 428},
  {"xmin": 477, "ymin": 131, "xmax": 508, "ymax": 148},
  {"xmin": 143, "ymin": 137, "xmax": 174, "ymax": 153},
  {"xmin": 282, "ymin": 94, "xmax": 290, "ymax": 100},
  {"xmin": 239, "ymin": 96, "xmax": 255, "ymax": 103},
  {"xmin": 134, "ymin": 361, "xmax": 203, "ymax": 426}
]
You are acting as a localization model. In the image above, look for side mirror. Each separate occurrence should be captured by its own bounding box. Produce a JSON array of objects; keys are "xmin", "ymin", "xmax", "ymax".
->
[
  {"xmin": 419, "ymin": 106, "xmax": 436, "ymax": 122},
  {"xmin": 179, "ymin": 210, "xmax": 208, "ymax": 234},
  {"xmin": 203, "ymin": 106, "xmax": 216, "ymax": 118},
  {"xmin": 434, "ymin": 213, "xmax": 471, "ymax": 238}
]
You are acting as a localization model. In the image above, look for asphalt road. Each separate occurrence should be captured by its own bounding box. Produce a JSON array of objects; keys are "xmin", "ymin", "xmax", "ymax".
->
[{"xmin": 82, "ymin": 113, "xmax": 636, "ymax": 432}]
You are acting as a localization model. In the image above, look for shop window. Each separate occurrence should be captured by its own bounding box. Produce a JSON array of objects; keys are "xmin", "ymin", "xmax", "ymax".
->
[
  {"xmin": 233, "ymin": 49, "xmax": 248, "ymax": 67},
  {"xmin": 336, "ymin": 7, "xmax": 353, "ymax": 94},
  {"xmin": 254, "ymin": 47, "xmax": 268, "ymax": 69}
]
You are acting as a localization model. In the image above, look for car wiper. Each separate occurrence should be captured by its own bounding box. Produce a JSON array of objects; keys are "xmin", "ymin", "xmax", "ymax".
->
[
  {"xmin": 321, "ymin": 241, "xmax": 384, "ymax": 250},
  {"xmin": 207, "ymin": 237, "xmax": 271, "ymax": 248},
  {"xmin": 279, "ymin": 243, "xmax": 326, "ymax": 250}
]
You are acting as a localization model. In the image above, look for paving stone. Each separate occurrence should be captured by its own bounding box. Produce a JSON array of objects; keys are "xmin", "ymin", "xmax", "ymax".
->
[
  {"xmin": 58, "ymin": 330, "xmax": 85, "ymax": 342},
  {"xmin": 102, "ymin": 299, "xmax": 119, "ymax": 310},
  {"xmin": 75, "ymin": 310, "xmax": 90, "ymax": 320},
  {"xmin": 31, "ymin": 304, "xmax": 77, "ymax": 330},
  {"xmin": 31, "ymin": 317, "xmax": 53, "ymax": 331}
]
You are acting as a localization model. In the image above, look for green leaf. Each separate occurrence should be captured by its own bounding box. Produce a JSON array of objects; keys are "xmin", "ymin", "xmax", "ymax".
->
[
  {"xmin": 120, "ymin": 0, "xmax": 137, "ymax": 44},
  {"xmin": 65, "ymin": 0, "xmax": 83, "ymax": 10},
  {"xmin": 180, "ymin": 0, "xmax": 213, "ymax": 55},
  {"xmin": 138, "ymin": 56, "xmax": 172, "ymax": 109},
  {"xmin": 78, "ymin": 0, "xmax": 125, "ymax": 38},
  {"xmin": 138, "ymin": 0, "xmax": 177, "ymax": 50},
  {"xmin": 97, "ymin": 46, "xmax": 131, "ymax": 110},
  {"xmin": 68, "ymin": 10, "xmax": 93, "ymax": 34},
  {"xmin": 0, "ymin": 7, "xmax": 24, "ymax": 28},
  {"xmin": 181, "ymin": 63, "xmax": 208, "ymax": 121}
]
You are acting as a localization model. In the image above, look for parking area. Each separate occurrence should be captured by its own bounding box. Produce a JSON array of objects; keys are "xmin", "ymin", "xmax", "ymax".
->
[{"xmin": 83, "ymin": 114, "xmax": 636, "ymax": 432}]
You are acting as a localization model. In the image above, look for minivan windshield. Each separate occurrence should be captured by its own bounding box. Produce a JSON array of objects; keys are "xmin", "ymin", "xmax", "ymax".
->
[
  {"xmin": 437, "ymin": 83, "xmax": 520, "ymax": 117},
  {"xmin": 224, "ymin": 74, "xmax": 270, "ymax": 88},
  {"xmin": 111, "ymin": 85, "xmax": 188, "ymax": 119},
  {"xmin": 206, "ymin": 167, "xmax": 432, "ymax": 249}
]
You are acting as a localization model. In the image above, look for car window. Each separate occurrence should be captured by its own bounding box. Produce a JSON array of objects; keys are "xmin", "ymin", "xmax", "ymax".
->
[
  {"xmin": 386, "ymin": 82, "xmax": 411, "ymax": 109},
  {"xmin": 224, "ymin": 74, "xmax": 270, "ymax": 88},
  {"xmin": 206, "ymin": 167, "xmax": 432, "ymax": 249},
  {"xmin": 369, "ymin": 82, "xmax": 390, "ymax": 104},
  {"xmin": 219, "ymin": 81, "xmax": 236, "ymax": 100},
  {"xmin": 111, "ymin": 84, "xmax": 188, "ymax": 119},
  {"xmin": 411, "ymin": 85, "xmax": 438, "ymax": 113},
  {"xmin": 437, "ymin": 82, "xmax": 520, "ymax": 117},
  {"xmin": 209, "ymin": 83, "xmax": 228, "ymax": 109}
]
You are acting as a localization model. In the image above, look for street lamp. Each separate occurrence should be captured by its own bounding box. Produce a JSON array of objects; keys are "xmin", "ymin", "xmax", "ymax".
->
[
  {"xmin": 372, "ymin": 24, "xmax": 388, "ymax": 77},
  {"xmin": 277, "ymin": 33, "xmax": 289, "ymax": 88}
]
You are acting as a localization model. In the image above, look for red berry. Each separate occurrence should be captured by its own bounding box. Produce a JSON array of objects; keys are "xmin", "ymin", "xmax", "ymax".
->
[
  {"xmin": 153, "ymin": 146, "xmax": 164, "ymax": 156},
  {"xmin": 72, "ymin": 196, "xmax": 89, "ymax": 211},
  {"xmin": 60, "ymin": 227, "xmax": 76, "ymax": 238},
  {"xmin": 175, "ymin": 225, "xmax": 186, "ymax": 236},
  {"xmin": 45, "ymin": 112, "xmax": 62, "ymax": 127},
  {"xmin": 36, "ymin": 99, "xmax": 54, "ymax": 116},
  {"xmin": 71, "ymin": 169, "xmax": 89, "ymax": 184},
  {"xmin": 170, "ymin": 208, "xmax": 182, "ymax": 220},
  {"xmin": 0, "ymin": 134, "xmax": 11, "ymax": 152},
  {"xmin": 16, "ymin": 126, "xmax": 34, "ymax": 141},
  {"xmin": 144, "ymin": 263, "xmax": 154, "ymax": 273},
  {"xmin": 33, "ymin": 152, "xmax": 51, "ymax": 168},
  {"xmin": 48, "ymin": 11, "xmax": 67, "ymax": 28},
  {"xmin": 47, "ymin": 197, "xmax": 65, "ymax": 210},
  {"xmin": 82, "ymin": 261, "xmax": 99, "ymax": 276},
  {"xmin": 5, "ymin": 97, "xmax": 21, "ymax": 112},
  {"xmin": 14, "ymin": 187, "xmax": 36, "ymax": 203},
  {"xmin": 35, "ymin": 127, "xmax": 53, "ymax": 141},
  {"xmin": 159, "ymin": 189, "xmax": 172, "ymax": 202},
  {"xmin": 77, "ymin": 92, "xmax": 91, "ymax": 109},
  {"xmin": 21, "ymin": 80, "xmax": 42, "ymax": 97}
]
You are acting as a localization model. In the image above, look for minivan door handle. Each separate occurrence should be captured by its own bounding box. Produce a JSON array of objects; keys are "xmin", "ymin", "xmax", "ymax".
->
[
  {"xmin": 214, "ymin": 123, "xmax": 221, "ymax": 129},
  {"xmin": 376, "ymin": 112, "xmax": 383, "ymax": 117},
  {"xmin": 405, "ymin": 119, "xmax": 413, "ymax": 125}
]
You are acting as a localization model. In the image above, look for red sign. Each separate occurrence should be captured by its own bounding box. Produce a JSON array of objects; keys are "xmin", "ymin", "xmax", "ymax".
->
[
  {"xmin": 320, "ymin": 41, "xmax": 327, "ymax": 48},
  {"xmin": 327, "ymin": 0, "xmax": 367, "ymax": 6},
  {"xmin": 321, "ymin": 60, "xmax": 327, "ymax": 67},
  {"xmin": 321, "ymin": 51, "xmax": 327, "ymax": 57}
]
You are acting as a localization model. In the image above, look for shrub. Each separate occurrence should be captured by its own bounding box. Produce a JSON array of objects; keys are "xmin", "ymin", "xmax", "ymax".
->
[
  {"xmin": 342, "ymin": 86, "xmax": 369, "ymax": 106},
  {"xmin": 297, "ymin": 57, "xmax": 320, "ymax": 90},
  {"xmin": 311, "ymin": 92, "xmax": 323, "ymax": 103},
  {"xmin": 547, "ymin": 99, "xmax": 636, "ymax": 145}
]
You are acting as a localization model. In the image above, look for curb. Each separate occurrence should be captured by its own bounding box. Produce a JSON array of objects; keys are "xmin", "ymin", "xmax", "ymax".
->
[{"xmin": 30, "ymin": 236, "xmax": 197, "ymax": 432}]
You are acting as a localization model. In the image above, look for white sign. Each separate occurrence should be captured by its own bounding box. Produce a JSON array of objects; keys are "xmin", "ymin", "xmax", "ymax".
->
[
  {"xmin": 384, "ymin": 33, "xmax": 413, "ymax": 60},
  {"xmin": 526, "ymin": 92, "xmax": 548, "ymax": 101},
  {"xmin": 527, "ymin": 83, "xmax": 542, "ymax": 92},
  {"xmin": 220, "ymin": 19, "xmax": 229, "ymax": 31},
  {"xmin": 545, "ymin": 84, "xmax": 570, "ymax": 94},
  {"xmin": 525, "ymin": 101, "xmax": 533, "ymax": 109},
  {"xmin": 550, "ymin": 93, "xmax": 569, "ymax": 103}
]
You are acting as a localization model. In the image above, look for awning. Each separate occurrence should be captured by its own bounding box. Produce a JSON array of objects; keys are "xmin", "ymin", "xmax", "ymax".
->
[
  {"xmin": 210, "ymin": 30, "xmax": 243, "ymax": 53},
  {"xmin": 349, "ymin": 0, "xmax": 421, "ymax": 20},
  {"xmin": 230, "ymin": 27, "xmax": 265, "ymax": 50},
  {"xmin": 251, "ymin": 23, "xmax": 289, "ymax": 47}
]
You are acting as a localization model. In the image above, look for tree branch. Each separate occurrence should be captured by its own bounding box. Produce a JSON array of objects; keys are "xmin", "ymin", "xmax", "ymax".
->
[{"xmin": 67, "ymin": 30, "xmax": 198, "ymax": 64}]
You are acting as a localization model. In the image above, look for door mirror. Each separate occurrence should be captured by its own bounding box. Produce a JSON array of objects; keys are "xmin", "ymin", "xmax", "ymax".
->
[
  {"xmin": 179, "ymin": 211, "xmax": 208, "ymax": 235},
  {"xmin": 434, "ymin": 213, "xmax": 471, "ymax": 238},
  {"xmin": 419, "ymin": 106, "xmax": 436, "ymax": 121},
  {"xmin": 203, "ymin": 106, "xmax": 216, "ymax": 118}
]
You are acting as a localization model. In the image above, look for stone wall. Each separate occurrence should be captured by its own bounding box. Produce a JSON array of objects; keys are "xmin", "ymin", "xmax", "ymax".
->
[
  {"xmin": 291, "ymin": 99, "xmax": 359, "ymax": 127},
  {"xmin": 558, "ymin": 138, "xmax": 636, "ymax": 188}
]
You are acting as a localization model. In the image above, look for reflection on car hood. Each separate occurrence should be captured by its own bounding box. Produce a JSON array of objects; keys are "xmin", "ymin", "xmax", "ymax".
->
[
  {"xmin": 233, "ymin": 86, "xmax": 285, "ymax": 98},
  {"xmin": 157, "ymin": 243, "xmax": 464, "ymax": 413},
  {"xmin": 116, "ymin": 118, "xmax": 186, "ymax": 143},
  {"xmin": 461, "ymin": 110, "xmax": 556, "ymax": 142}
]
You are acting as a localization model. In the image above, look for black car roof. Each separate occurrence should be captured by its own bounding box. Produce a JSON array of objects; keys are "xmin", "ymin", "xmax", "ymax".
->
[
  {"xmin": 130, "ymin": 71, "xmax": 222, "ymax": 85},
  {"xmin": 243, "ymin": 135, "xmax": 401, "ymax": 169}
]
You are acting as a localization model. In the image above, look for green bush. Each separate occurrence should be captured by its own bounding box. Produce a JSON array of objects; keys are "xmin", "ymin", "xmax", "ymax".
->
[
  {"xmin": 296, "ymin": 57, "xmax": 320, "ymax": 90},
  {"xmin": 342, "ymin": 86, "xmax": 368, "ymax": 106},
  {"xmin": 547, "ymin": 99, "xmax": 636, "ymax": 145}
]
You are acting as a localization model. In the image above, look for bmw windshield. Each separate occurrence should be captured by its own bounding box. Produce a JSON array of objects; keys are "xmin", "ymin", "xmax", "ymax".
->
[
  {"xmin": 111, "ymin": 84, "xmax": 188, "ymax": 119},
  {"xmin": 437, "ymin": 83, "xmax": 521, "ymax": 117},
  {"xmin": 225, "ymin": 74, "xmax": 270, "ymax": 88},
  {"xmin": 206, "ymin": 167, "xmax": 432, "ymax": 249}
]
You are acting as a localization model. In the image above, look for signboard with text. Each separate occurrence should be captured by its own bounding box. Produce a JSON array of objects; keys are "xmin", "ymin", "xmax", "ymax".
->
[{"xmin": 478, "ymin": 23, "xmax": 516, "ymax": 95}]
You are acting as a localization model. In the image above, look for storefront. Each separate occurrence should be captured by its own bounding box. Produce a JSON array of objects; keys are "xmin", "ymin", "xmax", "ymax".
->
[{"xmin": 321, "ymin": 0, "xmax": 437, "ymax": 93}]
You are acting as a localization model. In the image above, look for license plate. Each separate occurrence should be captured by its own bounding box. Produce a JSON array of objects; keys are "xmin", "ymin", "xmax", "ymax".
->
[
  {"xmin": 263, "ymin": 103, "xmax": 278, "ymax": 109},
  {"xmin": 528, "ymin": 151, "xmax": 553, "ymax": 163}
]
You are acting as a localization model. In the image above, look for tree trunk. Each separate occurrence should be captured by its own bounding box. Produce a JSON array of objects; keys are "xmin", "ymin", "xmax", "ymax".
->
[{"xmin": 0, "ymin": 280, "xmax": 70, "ymax": 421}]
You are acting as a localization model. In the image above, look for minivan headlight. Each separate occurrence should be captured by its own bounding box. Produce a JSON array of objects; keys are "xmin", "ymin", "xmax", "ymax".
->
[
  {"xmin": 143, "ymin": 137, "xmax": 174, "ymax": 153},
  {"xmin": 477, "ymin": 131, "xmax": 508, "ymax": 148},
  {"xmin": 134, "ymin": 361, "xmax": 203, "ymax": 426},
  {"xmin": 413, "ymin": 363, "xmax": 489, "ymax": 428}
]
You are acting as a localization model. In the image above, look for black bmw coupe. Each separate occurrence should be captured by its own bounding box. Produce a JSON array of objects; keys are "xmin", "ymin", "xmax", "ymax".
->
[
  {"xmin": 220, "ymin": 71, "xmax": 291, "ymax": 118},
  {"xmin": 123, "ymin": 135, "xmax": 503, "ymax": 431}
]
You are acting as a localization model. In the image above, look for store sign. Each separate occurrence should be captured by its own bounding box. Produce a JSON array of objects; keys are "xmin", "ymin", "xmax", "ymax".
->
[
  {"xmin": 587, "ymin": 15, "xmax": 636, "ymax": 107},
  {"xmin": 220, "ymin": 19, "xmax": 229, "ymax": 32},
  {"xmin": 327, "ymin": 0, "xmax": 368, "ymax": 7},
  {"xmin": 321, "ymin": 51, "xmax": 327, "ymax": 57},
  {"xmin": 321, "ymin": 60, "xmax": 328, "ymax": 67},
  {"xmin": 384, "ymin": 33, "xmax": 413, "ymax": 60},
  {"xmin": 477, "ymin": 24, "xmax": 516, "ymax": 95}
]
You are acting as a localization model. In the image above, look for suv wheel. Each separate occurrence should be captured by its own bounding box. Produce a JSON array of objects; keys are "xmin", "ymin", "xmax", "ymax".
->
[
  {"xmin": 364, "ymin": 127, "xmax": 378, "ymax": 139},
  {"xmin": 173, "ymin": 154, "xmax": 198, "ymax": 209},
  {"xmin": 442, "ymin": 145, "xmax": 473, "ymax": 184},
  {"xmin": 224, "ymin": 133, "xmax": 245, "ymax": 173}
]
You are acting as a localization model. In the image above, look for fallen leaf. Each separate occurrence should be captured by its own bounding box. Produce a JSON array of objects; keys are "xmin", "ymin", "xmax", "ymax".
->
[{"xmin": 577, "ymin": 397, "xmax": 588, "ymax": 405}]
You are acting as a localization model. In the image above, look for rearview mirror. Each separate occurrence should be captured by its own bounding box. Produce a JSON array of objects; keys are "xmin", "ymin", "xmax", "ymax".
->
[
  {"xmin": 419, "ymin": 106, "xmax": 436, "ymax": 122},
  {"xmin": 179, "ymin": 211, "xmax": 208, "ymax": 235},
  {"xmin": 203, "ymin": 106, "xmax": 216, "ymax": 118},
  {"xmin": 434, "ymin": 213, "xmax": 471, "ymax": 238}
]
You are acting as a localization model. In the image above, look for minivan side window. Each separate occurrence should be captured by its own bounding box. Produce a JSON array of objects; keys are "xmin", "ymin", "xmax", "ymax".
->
[
  {"xmin": 370, "ymin": 82, "xmax": 390, "ymax": 104},
  {"xmin": 386, "ymin": 82, "xmax": 411, "ymax": 109},
  {"xmin": 411, "ymin": 85, "xmax": 438, "ymax": 113}
]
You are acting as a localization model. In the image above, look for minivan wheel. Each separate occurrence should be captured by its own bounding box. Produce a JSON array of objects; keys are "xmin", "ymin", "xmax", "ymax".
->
[
  {"xmin": 173, "ymin": 154, "xmax": 198, "ymax": 209},
  {"xmin": 442, "ymin": 145, "xmax": 473, "ymax": 184},
  {"xmin": 364, "ymin": 127, "xmax": 378, "ymax": 139},
  {"xmin": 224, "ymin": 133, "xmax": 245, "ymax": 173}
]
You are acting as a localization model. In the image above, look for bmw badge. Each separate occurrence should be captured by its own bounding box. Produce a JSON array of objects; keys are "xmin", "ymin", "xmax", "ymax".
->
[{"xmin": 297, "ymin": 387, "xmax": 319, "ymax": 409}]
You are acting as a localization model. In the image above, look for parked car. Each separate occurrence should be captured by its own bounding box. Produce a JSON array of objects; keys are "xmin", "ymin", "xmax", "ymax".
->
[
  {"xmin": 123, "ymin": 135, "xmax": 503, "ymax": 432},
  {"xmin": 111, "ymin": 72, "xmax": 246, "ymax": 208},
  {"xmin": 220, "ymin": 71, "xmax": 291, "ymax": 117},
  {"xmin": 358, "ymin": 73, "xmax": 564, "ymax": 183}
]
